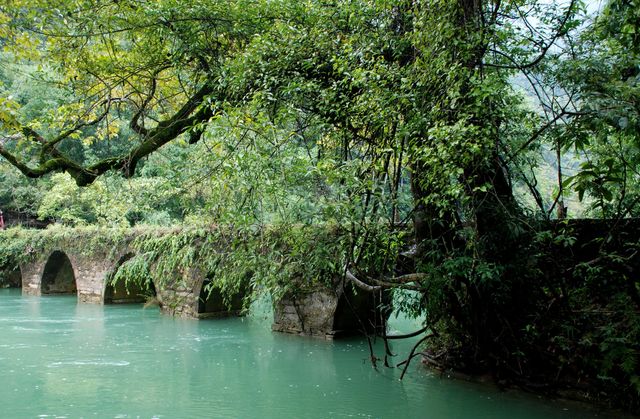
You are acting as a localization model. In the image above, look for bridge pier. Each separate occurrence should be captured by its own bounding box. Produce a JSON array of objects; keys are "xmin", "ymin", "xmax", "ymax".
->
[
  {"xmin": 272, "ymin": 280, "xmax": 388, "ymax": 339},
  {"xmin": 72, "ymin": 252, "xmax": 115, "ymax": 303},
  {"xmin": 20, "ymin": 261, "xmax": 43, "ymax": 295},
  {"xmin": 157, "ymin": 268, "xmax": 246, "ymax": 318}
]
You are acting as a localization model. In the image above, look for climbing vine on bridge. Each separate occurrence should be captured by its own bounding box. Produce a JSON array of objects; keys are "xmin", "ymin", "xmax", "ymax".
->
[
  {"xmin": 121, "ymin": 222, "xmax": 401, "ymax": 306},
  {"xmin": 0, "ymin": 225, "xmax": 129, "ymax": 266}
]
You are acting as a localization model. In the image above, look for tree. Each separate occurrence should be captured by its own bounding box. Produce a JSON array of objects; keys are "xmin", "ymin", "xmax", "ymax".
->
[
  {"xmin": 0, "ymin": 0, "xmax": 284, "ymax": 185},
  {"xmin": 0, "ymin": 0, "xmax": 573, "ymax": 330},
  {"xmin": 553, "ymin": 0, "xmax": 640, "ymax": 218}
]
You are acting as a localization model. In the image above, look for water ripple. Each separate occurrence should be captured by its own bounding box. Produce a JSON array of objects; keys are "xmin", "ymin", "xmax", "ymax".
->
[{"xmin": 47, "ymin": 360, "xmax": 130, "ymax": 367}]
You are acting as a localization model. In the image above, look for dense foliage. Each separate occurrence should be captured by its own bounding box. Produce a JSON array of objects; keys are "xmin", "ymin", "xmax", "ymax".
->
[{"xmin": 1, "ymin": 0, "xmax": 639, "ymax": 412}]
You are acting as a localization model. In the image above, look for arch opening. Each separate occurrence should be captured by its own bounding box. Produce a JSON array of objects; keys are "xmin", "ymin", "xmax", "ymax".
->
[
  {"xmin": 41, "ymin": 251, "xmax": 76, "ymax": 295},
  {"xmin": 104, "ymin": 253, "xmax": 156, "ymax": 304},
  {"xmin": 0, "ymin": 264, "xmax": 21, "ymax": 288},
  {"xmin": 197, "ymin": 277, "xmax": 244, "ymax": 318},
  {"xmin": 332, "ymin": 287, "xmax": 390, "ymax": 337}
]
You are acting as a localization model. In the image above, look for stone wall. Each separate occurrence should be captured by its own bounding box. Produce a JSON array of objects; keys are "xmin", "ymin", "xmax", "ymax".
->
[{"xmin": 21, "ymin": 257, "xmax": 46, "ymax": 296}]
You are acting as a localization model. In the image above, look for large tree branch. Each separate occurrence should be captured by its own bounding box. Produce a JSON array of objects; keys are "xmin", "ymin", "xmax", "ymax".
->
[
  {"xmin": 345, "ymin": 269, "xmax": 382, "ymax": 292},
  {"xmin": 344, "ymin": 267, "xmax": 428, "ymax": 292},
  {"xmin": 0, "ymin": 82, "xmax": 216, "ymax": 186},
  {"xmin": 0, "ymin": 143, "xmax": 84, "ymax": 179}
]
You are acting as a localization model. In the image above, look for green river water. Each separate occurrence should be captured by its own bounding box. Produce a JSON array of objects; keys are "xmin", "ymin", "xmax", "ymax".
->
[{"xmin": 0, "ymin": 288, "xmax": 621, "ymax": 418}]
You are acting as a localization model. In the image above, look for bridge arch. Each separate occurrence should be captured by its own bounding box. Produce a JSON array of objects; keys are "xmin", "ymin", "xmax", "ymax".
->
[
  {"xmin": 0, "ymin": 265, "xmax": 21, "ymax": 288},
  {"xmin": 196, "ymin": 275, "xmax": 244, "ymax": 318},
  {"xmin": 332, "ymin": 287, "xmax": 387, "ymax": 337},
  {"xmin": 104, "ymin": 253, "xmax": 156, "ymax": 304},
  {"xmin": 41, "ymin": 250, "xmax": 77, "ymax": 295}
]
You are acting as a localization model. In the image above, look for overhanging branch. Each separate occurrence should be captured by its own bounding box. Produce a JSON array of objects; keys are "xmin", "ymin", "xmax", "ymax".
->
[
  {"xmin": 344, "ymin": 266, "xmax": 428, "ymax": 292},
  {"xmin": 0, "ymin": 82, "xmax": 217, "ymax": 186}
]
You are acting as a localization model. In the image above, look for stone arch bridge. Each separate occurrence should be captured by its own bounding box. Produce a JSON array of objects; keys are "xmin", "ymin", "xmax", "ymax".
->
[{"xmin": 11, "ymin": 230, "xmax": 382, "ymax": 339}]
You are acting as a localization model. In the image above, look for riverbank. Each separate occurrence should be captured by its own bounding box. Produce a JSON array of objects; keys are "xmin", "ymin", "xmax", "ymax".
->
[{"xmin": 420, "ymin": 354, "xmax": 638, "ymax": 418}]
